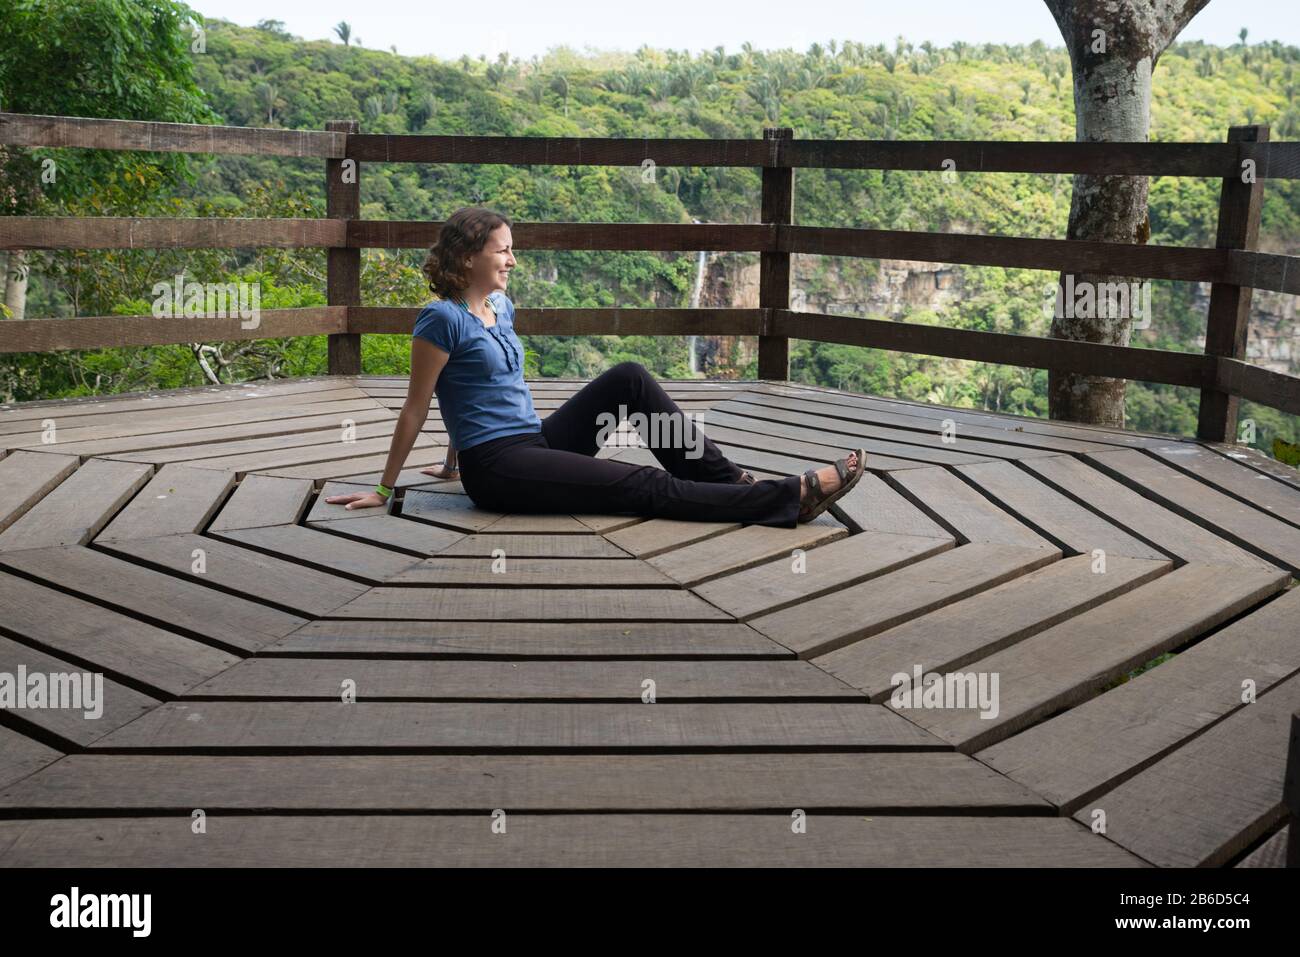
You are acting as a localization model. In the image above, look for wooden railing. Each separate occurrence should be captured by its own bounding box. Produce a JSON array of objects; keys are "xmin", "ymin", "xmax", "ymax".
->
[{"xmin": 2, "ymin": 111, "xmax": 1299, "ymax": 442}]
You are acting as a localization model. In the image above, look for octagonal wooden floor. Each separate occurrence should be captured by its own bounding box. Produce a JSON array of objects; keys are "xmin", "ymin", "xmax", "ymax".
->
[{"xmin": 0, "ymin": 374, "xmax": 1295, "ymax": 866}]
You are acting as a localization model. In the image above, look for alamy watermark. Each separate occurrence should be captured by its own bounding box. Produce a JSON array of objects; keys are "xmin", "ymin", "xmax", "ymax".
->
[
  {"xmin": 1043, "ymin": 274, "xmax": 1152, "ymax": 330},
  {"xmin": 594, "ymin": 404, "xmax": 705, "ymax": 459},
  {"xmin": 890, "ymin": 664, "xmax": 1000, "ymax": 719},
  {"xmin": 151, "ymin": 274, "xmax": 261, "ymax": 329},
  {"xmin": 0, "ymin": 667, "xmax": 104, "ymax": 719}
]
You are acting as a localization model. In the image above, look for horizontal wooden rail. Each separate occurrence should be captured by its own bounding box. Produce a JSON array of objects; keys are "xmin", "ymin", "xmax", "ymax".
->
[
  {"xmin": 769, "ymin": 309, "xmax": 1213, "ymax": 389},
  {"xmin": 16, "ymin": 216, "xmax": 1299, "ymax": 297},
  {"xmin": 1225, "ymin": 250, "xmax": 1300, "ymax": 296},
  {"xmin": 0, "ymin": 307, "xmax": 346, "ymax": 353},
  {"xmin": 348, "ymin": 220, "xmax": 774, "ymax": 251},
  {"xmin": 0, "ymin": 217, "xmax": 345, "ymax": 250},
  {"xmin": 0, "ymin": 113, "xmax": 345, "ymax": 158},
  {"xmin": 784, "ymin": 225, "xmax": 1228, "ymax": 284},
  {"xmin": 1, "ymin": 112, "xmax": 1296, "ymax": 434},
  {"xmin": 1215, "ymin": 358, "xmax": 1300, "ymax": 416},
  {"xmin": 4, "ymin": 113, "xmax": 1299, "ymax": 178},
  {"xmin": 349, "ymin": 306, "xmax": 765, "ymax": 337}
]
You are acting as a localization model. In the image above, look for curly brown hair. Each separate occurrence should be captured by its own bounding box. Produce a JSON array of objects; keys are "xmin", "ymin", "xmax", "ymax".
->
[{"xmin": 421, "ymin": 206, "xmax": 514, "ymax": 300}]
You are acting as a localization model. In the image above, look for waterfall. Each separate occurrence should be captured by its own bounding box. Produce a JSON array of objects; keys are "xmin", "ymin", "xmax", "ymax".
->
[{"xmin": 689, "ymin": 227, "xmax": 708, "ymax": 375}]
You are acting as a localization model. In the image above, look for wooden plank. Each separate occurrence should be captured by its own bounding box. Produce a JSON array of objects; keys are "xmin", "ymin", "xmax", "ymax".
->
[
  {"xmin": 433, "ymin": 533, "xmax": 629, "ymax": 559},
  {"xmin": 775, "ymin": 307, "xmax": 1212, "ymax": 389},
  {"xmin": 0, "ymin": 112, "xmax": 346, "ymax": 158},
  {"xmin": 694, "ymin": 531, "xmax": 956, "ymax": 620},
  {"xmin": 185, "ymin": 658, "xmax": 857, "ymax": 700},
  {"xmin": 385, "ymin": 556, "xmax": 677, "ymax": 587},
  {"xmin": 1148, "ymin": 443, "xmax": 1300, "ymax": 525},
  {"xmin": 208, "ymin": 474, "xmax": 313, "ymax": 531},
  {"xmin": 887, "ymin": 466, "xmax": 1056, "ymax": 549},
  {"xmin": 601, "ymin": 517, "xmax": 739, "ymax": 559},
  {"xmin": 0, "ymin": 450, "xmax": 79, "ymax": 534},
  {"xmin": 0, "ymin": 570, "xmax": 239, "ymax": 695},
  {"xmin": 0, "ymin": 545, "xmax": 307, "ymax": 653},
  {"xmin": 0, "ymin": 725, "xmax": 61, "ymax": 791},
  {"xmin": 271, "ymin": 620, "xmax": 787, "ymax": 657},
  {"xmin": 0, "ymin": 307, "xmax": 346, "ymax": 354},
  {"xmin": 703, "ymin": 408, "xmax": 1020, "ymax": 465},
  {"xmin": 212, "ymin": 525, "xmax": 428, "ymax": 583},
  {"xmin": 707, "ymin": 419, "xmax": 994, "ymax": 467},
  {"xmin": 953, "ymin": 459, "xmax": 1167, "ymax": 559},
  {"xmin": 761, "ymin": 383, "xmax": 1178, "ymax": 448},
  {"xmin": 260, "ymin": 445, "xmax": 448, "ymax": 481},
  {"xmin": 1021, "ymin": 454, "xmax": 1279, "ymax": 569},
  {"xmin": 5, "ymin": 402, "xmax": 392, "ymax": 456},
  {"xmin": 714, "ymin": 392, "xmax": 1114, "ymax": 455},
  {"xmin": 817, "ymin": 555, "xmax": 1172, "ymax": 701},
  {"xmin": 0, "ymin": 216, "xmax": 344, "ymax": 251},
  {"xmin": 977, "ymin": 584, "xmax": 1300, "ymax": 813},
  {"xmin": 401, "ymin": 488, "xmax": 502, "ymax": 532},
  {"xmin": 1084, "ymin": 447, "xmax": 1300, "ymax": 572},
  {"xmin": 97, "ymin": 463, "xmax": 235, "ymax": 541},
  {"xmin": 0, "ymin": 376, "xmax": 353, "ymax": 416},
  {"xmin": 151, "ymin": 432, "xmax": 437, "ymax": 474},
  {"xmin": 0, "ymin": 813, "xmax": 1147, "ymax": 866},
  {"xmin": 98, "ymin": 533, "xmax": 369, "ymax": 618},
  {"xmin": 1215, "ymin": 357, "xmax": 1300, "ymax": 416},
  {"xmin": 715, "ymin": 440, "xmax": 928, "ymax": 475},
  {"xmin": 894, "ymin": 563, "xmax": 1289, "ymax": 754},
  {"xmin": 480, "ymin": 513, "xmax": 596, "ymax": 533},
  {"xmin": 825, "ymin": 473, "xmax": 953, "ymax": 538},
  {"xmin": 87, "ymin": 700, "xmax": 941, "ymax": 750},
  {"xmin": 310, "ymin": 514, "xmax": 466, "ymax": 555},
  {"xmin": 646, "ymin": 515, "xmax": 848, "ymax": 587},
  {"xmin": 1070, "ymin": 671, "xmax": 1300, "ymax": 867},
  {"xmin": 0, "ymin": 390, "xmax": 376, "ymax": 439},
  {"xmin": 0, "ymin": 458, "xmax": 152, "ymax": 552},
  {"xmin": 327, "ymin": 586, "xmax": 731, "ymax": 621},
  {"xmin": 0, "ymin": 752, "xmax": 1046, "ymax": 813},
  {"xmin": 0, "ymin": 636, "xmax": 160, "ymax": 746},
  {"xmin": 748, "ymin": 543, "xmax": 1062, "ymax": 658},
  {"xmin": 104, "ymin": 418, "xmax": 405, "ymax": 465}
]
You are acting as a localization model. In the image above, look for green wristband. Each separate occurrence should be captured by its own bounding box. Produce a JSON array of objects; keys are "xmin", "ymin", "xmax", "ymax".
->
[{"xmin": 375, "ymin": 482, "xmax": 392, "ymax": 498}]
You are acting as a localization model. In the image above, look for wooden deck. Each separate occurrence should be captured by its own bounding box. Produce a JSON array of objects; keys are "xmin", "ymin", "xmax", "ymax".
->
[{"xmin": 0, "ymin": 375, "xmax": 1296, "ymax": 867}]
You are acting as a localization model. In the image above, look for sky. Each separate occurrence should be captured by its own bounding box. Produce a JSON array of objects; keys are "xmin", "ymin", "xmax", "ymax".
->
[{"xmin": 194, "ymin": 0, "xmax": 1299, "ymax": 62}]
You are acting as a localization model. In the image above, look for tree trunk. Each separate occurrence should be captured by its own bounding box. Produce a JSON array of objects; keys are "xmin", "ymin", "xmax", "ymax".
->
[
  {"xmin": 1044, "ymin": 0, "xmax": 1208, "ymax": 426},
  {"xmin": 3, "ymin": 249, "xmax": 27, "ymax": 321}
]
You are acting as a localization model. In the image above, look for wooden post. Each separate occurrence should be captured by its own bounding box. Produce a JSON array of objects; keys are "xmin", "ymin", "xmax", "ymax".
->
[
  {"xmin": 326, "ymin": 120, "xmax": 362, "ymax": 375},
  {"xmin": 758, "ymin": 127, "xmax": 793, "ymax": 382},
  {"xmin": 1197, "ymin": 124, "xmax": 1268, "ymax": 442}
]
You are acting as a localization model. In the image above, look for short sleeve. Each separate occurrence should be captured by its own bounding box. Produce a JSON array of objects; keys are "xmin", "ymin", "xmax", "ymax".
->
[{"xmin": 413, "ymin": 302, "xmax": 459, "ymax": 354}]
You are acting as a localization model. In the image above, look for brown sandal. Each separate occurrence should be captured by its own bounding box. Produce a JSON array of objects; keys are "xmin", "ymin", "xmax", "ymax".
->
[
  {"xmin": 735, "ymin": 469, "xmax": 756, "ymax": 485},
  {"xmin": 798, "ymin": 449, "xmax": 866, "ymax": 523}
]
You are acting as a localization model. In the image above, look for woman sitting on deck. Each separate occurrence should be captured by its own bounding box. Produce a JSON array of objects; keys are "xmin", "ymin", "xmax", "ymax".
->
[{"xmin": 325, "ymin": 206, "xmax": 865, "ymax": 527}]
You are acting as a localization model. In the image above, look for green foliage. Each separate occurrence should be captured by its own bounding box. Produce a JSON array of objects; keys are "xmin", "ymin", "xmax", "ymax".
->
[{"xmin": 2, "ymin": 18, "xmax": 1298, "ymax": 460}]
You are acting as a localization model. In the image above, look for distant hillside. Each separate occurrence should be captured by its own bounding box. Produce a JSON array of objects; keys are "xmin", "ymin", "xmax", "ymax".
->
[{"xmin": 13, "ymin": 17, "xmax": 1300, "ymax": 447}]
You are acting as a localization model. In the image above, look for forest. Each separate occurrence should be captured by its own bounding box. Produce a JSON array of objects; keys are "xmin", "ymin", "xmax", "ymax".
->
[{"xmin": 1, "ymin": 7, "xmax": 1297, "ymax": 457}]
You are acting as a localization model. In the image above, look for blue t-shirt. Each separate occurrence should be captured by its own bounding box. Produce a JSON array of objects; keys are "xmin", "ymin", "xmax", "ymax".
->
[{"xmin": 412, "ymin": 291, "xmax": 542, "ymax": 451}]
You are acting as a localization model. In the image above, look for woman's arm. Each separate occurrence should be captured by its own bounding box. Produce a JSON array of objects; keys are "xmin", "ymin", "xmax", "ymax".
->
[{"xmin": 326, "ymin": 337, "xmax": 450, "ymax": 510}]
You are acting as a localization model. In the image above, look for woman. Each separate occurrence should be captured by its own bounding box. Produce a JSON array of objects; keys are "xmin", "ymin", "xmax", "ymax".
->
[{"xmin": 325, "ymin": 206, "xmax": 865, "ymax": 527}]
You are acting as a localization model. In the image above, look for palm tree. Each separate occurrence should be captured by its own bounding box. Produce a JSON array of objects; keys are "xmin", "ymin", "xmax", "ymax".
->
[{"xmin": 334, "ymin": 21, "xmax": 351, "ymax": 47}]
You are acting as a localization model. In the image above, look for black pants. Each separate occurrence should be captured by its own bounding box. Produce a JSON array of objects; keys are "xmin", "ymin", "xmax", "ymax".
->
[{"xmin": 456, "ymin": 362, "xmax": 802, "ymax": 528}]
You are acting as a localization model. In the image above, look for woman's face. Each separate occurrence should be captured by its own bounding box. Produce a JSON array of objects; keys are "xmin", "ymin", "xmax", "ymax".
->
[{"xmin": 469, "ymin": 225, "xmax": 516, "ymax": 292}]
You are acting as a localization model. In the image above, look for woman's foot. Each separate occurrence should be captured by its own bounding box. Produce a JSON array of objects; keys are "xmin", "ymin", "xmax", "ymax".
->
[{"xmin": 799, "ymin": 451, "xmax": 859, "ymax": 504}]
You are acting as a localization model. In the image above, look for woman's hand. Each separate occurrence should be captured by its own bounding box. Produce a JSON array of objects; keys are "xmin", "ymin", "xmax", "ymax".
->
[
  {"xmin": 420, "ymin": 460, "xmax": 460, "ymax": 479},
  {"xmin": 323, "ymin": 490, "xmax": 390, "ymax": 510}
]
